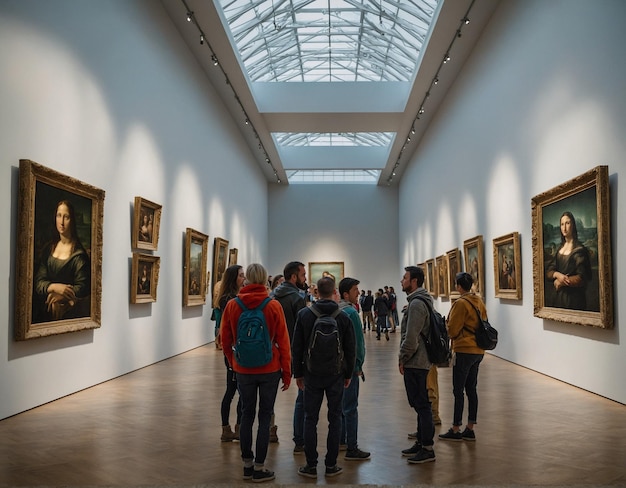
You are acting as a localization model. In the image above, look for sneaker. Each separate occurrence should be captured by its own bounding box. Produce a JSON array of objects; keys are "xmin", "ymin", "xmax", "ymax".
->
[
  {"xmin": 325, "ymin": 465, "xmax": 343, "ymax": 477},
  {"xmin": 243, "ymin": 466, "xmax": 254, "ymax": 480},
  {"xmin": 339, "ymin": 443, "xmax": 348, "ymax": 451},
  {"xmin": 402, "ymin": 441, "xmax": 423, "ymax": 457},
  {"xmin": 461, "ymin": 427, "xmax": 476, "ymax": 441},
  {"xmin": 407, "ymin": 431, "xmax": 418, "ymax": 439},
  {"xmin": 252, "ymin": 468, "xmax": 275, "ymax": 483},
  {"xmin": 407, "ymin": 448, "xmax": 436, "ymax": 464},
  {"xmin": 297, "ymin": 464, "xmax": 317, "ymax": 478},
  {"xmin": 293, "ymin": 445, "xmax": 305, "ymax": 454},
  {"xmin": 345, "ymin": 448, "xmax": 371, "ymax": 460},
  {"xmin": 438, "ymin": 428, "xmax": 463, "ymax": 441}
]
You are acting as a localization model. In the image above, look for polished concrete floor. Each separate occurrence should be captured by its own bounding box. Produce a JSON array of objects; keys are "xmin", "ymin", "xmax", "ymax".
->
[{"xmin": 1, "ymin": 329, "xmax": 625, "ymax": 486}]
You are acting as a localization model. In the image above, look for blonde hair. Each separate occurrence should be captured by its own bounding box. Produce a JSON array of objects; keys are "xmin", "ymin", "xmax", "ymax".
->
[{"xmin": 245, "ymin": 263, "xmax": 268, "ymax": 286}]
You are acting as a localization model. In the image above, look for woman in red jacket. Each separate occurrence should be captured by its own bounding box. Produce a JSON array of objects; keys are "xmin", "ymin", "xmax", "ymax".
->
[{"xmin": 220, "ymin": 263, "xmax": 291, "ymax": 483}]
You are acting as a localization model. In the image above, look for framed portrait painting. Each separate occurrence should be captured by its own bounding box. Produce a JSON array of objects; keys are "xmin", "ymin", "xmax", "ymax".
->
[
  {"xmin": 15, "ymin": 159, "xmax": 105, "ymax": 340},
  {"xmin": 436, "ymin": 254, "xmax": 449, "ymax": 298},
  {"xmin": 531, "ymin": 166, "xmax": 612, "ymax": 328},
  {"xmin": 212, "ymin": 237, "xmax": 229, "ymax": 289},
  {"xmin": 446, "ymin": 248, "xmax": 462, "ymax": 298},
  {"xmin": 463, "ymin": 235, "xmax": 485, "ymax": 299},
  {"xmin": 417, "ymin": 262, "xmax": 427, "ymax": 291},
  {"xmin": 228, "ymin": 248, "xmax": 238, "ymax": 266},
  {"xmin": 309, "ymin": 262, "xmax": 344, "ymax": 284},
  {"xmin": 131, "ymin": 253, "xmax": 160, "ymax": 304},
  {"xmin": 425, "ymin": 258, "xmax": 437, "ymax": 297},
  {"xmin": 493, "ymin": 232, "xmax": 522, "ymax": 300},
  {"xmin": 132, "ymin": 196, "xmax": 162, "ymax": 251},
  {"xmin": 184, "ymin": 228, "xmax": 208, "ymax": 307}
]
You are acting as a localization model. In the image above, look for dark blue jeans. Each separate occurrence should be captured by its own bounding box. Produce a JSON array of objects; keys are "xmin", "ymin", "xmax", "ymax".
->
[
  {"xmin": 403, "ymin": 367, "xmax": 434, "ymax": 447},
  {"xmin": 303, "ymin": 374, "xmax": 344, "ymax": 467},
  {"xmin": 236, "ymin": 371, "xmax": 281, "ymax": 465},
  {"xmin": 452, "ymin": 353, "xmax": 483, "ymax": 426},
  {"xmin": 293, "ymin": 388, "xmax": 304, "ymax": 447},
  {"xmin": 341, "ymin": 373, "xmax": 360, "ymax": 450}
]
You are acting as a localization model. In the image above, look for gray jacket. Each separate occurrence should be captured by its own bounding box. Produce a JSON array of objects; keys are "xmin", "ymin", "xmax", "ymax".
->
[{"xmin": 399, "ymin": 287, "xmax": 432, "ymax": 370}]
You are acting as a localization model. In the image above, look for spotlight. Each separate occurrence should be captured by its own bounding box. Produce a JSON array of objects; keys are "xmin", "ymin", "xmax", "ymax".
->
[
  {"xmin": 411, "ymin": 126, "xmax": 415, "ymax": 135},
  {"xmin": 434, "ymin": 77, "xmax": 439, "ymax": 85},
  {"xmin": 419, "ymin": 107, "xmax": 425, "ymax": 115},
  {"xmin": 444, "ymin": 53, "xmax": 451, "ymax": 63},
  {"xmin": 200, "ymin": 35, "xmax": 204, "ymax": 45},
  {"xmin": 186, "ymin": 11, "xmax": 193, "ymax": 22},
  {"xmin": 211, "ymin": 54, "xmax": 219, "ymax": 66},
  {"xmin": 463, "ymin": 17, "xmax": 470, "ymax": 24}
]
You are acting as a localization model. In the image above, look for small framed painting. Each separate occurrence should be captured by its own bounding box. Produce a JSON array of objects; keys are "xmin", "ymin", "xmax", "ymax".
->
[
  {"xmin": 463, "ymin": 235, "xmax": 485, "ymax": 299},
  {"xmin": 446, "ymin": 248, "xmax": 462, "ymax": 298},
  {"xmin": 131, "ymin": 253, "xmax": 160, "ymax": 304},
  {"xmin": 184, "ymin": 228, "xmax": 208, "ymax": 307},
  {"xmin": 212, "ymin": 237, "xmax": 229, "ymax": 289},
  {"xmin": 493, "ymin": 232, "xmax": 522, "ymax": 300},
  {"xmin": 309, "ymin": 262, "xmax": 345, "ymax": 284},
  {"xmin": 425, "ymin": 258, "xmax": 437, "ymax": 297},
  {"xmin": 132, "ymin": 197, "xmax": 162, "ymax": 251},
  {"xmin": 436, "ymin": 254, "xmax": 449, "ymax": 298}
]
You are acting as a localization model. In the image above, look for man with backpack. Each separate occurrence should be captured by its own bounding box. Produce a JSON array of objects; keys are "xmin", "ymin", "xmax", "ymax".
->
[
  {"xmin": 220, "ymin": 263, "xmax": 292, "ymax": 483},
  {"xmin": 292, "ymin": 277, "xmax": 356, "ymax": 479},
  {"xmin": 398, "ymin": 265, "xmax": 436, "ymax": 464}
]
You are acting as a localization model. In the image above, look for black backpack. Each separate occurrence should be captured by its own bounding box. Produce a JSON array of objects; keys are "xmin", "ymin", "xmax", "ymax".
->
[
  {"xmin": 306, "ymin": 305, "xmax": 344, "ymax": 376},
  {"xmin": 461, "ymin": 297, "xmax": 498, "ymax": 350},
  {"xmin": 414, "ymin": 296, "xmax": 451, "ymax": 366}
]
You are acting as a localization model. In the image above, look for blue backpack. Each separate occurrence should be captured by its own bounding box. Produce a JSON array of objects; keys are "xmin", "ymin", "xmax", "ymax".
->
[{"xmin": 233, "ymin": 297, "xmax": 273, "ymax": 368}]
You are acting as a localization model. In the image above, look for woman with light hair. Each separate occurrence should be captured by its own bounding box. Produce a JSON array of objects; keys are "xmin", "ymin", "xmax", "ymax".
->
[{"xmin": 220, "ymin": 263, "xmax": 291, "ymax": 483}]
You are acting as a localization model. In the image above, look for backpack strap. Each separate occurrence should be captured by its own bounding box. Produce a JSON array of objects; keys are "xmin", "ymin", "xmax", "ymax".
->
[
  {"xmin": 234, "ymin": 297, "xmax": 247, "ymax": 311},
  {"xmin": 234, "ymin": 296, "xmax": 271, "ymax": 311},
  {"xmin": 459, "ymin": 297, "xmax": 485, "ymax": 335},
  {"xmin": 310, "ymin": 303, "xmax": 341, "ymax": 319}
]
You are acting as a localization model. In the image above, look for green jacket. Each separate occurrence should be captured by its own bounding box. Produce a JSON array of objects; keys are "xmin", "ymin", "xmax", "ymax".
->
[{"xmin": 339, "ymin": 300, "xmax": 365, "ymax": 374}]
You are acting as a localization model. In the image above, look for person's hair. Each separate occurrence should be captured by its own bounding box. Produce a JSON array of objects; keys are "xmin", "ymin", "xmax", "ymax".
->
[
  {"xmin": 283, "ymin": 261, "xmax": 304, "ymax": 281},
  {"xmin": 456, "ymin": 272, "xmax": 474, "ymax": 291},
  {"xmin": 378, "ymin": 288, "xmax": 384, "ymax": 294},
  {"xmin": 317, "ymin": 276, "xmax": 336, "ymax": 298},
  {"xmin": 405, "ymin": 266, "xmax": 424, "ymax": 287},
  {"xmin": 560, "ymin": 211, "xmax": 579, "ymax": 243},
  {"xmin": 271, "ymin": 274, "xmax": 284, "ymax": 289},
  {"xmin": 218, "ymin": 265, "xmax": 243, "ymax": 303},
  {"xmin": 51, "ymin": 200, "xmax": 82, "ymax": 251},
  {"xmin": 338, "ymin": 277, "xmax": 360, "ymax": 298},
  {"xmin": 246, "ymin": 263, "xmax": 268, "ymax": 286}
]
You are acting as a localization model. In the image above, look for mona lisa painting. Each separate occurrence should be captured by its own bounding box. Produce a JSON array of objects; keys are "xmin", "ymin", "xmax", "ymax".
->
[
  {"xmin": 531, "ymin": 166, "xmax": 613, "ymax": 328},
  {"xmin": 15, "ymin": 159, "xmax": 105, "ymax": 340}
]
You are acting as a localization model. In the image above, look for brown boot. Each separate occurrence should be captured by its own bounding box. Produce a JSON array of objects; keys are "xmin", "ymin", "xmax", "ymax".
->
[
  {"xmin": 221, "ymin": 425, "xmax": 235, "ymax": 442},
  {"xmin": 269, "ymin": 414, "xmax": 278, "ymax": 443},
  {"xmin": 233, "ymin": 424, "xmax": 240, "ymax": 441}
]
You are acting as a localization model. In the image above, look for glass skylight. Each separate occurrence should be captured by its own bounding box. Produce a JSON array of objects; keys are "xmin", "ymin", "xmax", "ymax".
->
[
  {"xmin": 274, "ymin": 132, "xmax": 394, "ymax": 147},
  {"xmin": 287, "ymin": 169, "xmax": 381, "ymax": 184},
  {"xmin": 217, "ymin": 0, "xmax": 439, "ymax": 83}
]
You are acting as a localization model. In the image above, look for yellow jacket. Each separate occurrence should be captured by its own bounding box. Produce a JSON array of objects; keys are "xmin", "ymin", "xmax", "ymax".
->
[{"xmin": 447, "ymin": 292, "xmax": 487, "ymax": 354}]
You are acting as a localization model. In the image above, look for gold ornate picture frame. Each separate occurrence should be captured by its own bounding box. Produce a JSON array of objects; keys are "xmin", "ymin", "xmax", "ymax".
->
[
  {"xmin": 531, "ymin": 166, "xmax": 612, "ymax": 328},
  {"xmin": 184, "ymin": 228, "xmax": 208, "ymax": 307},
  {"xmin": 463, "ymin": 235, "xmax": 485, "ymax": 299},
  {"xmin": 446, "ymin": 248, "xmax": 462, "ymax": 299},
  {"xmin": 493, "ymin": 232, "xmax": 522, "ymax": 300},
  {"xmin": 132, "ymin": 196, "xmax": 162, "ymax": 251},
  {"xmin": 425, "ymin": 258, "xmax": 437, "ymax": 297},
  {"xmin": 212, "ymin": 237, "xmax": 229, "ymax": 289},
  {"xmin": 15, "ymin": 159, "xmax": 105, "ymax": 340},
  {"xmin": 131, "ymin": 253, "xmax": 160, "ymax": 304},
  {"xmin": 436, "ymin": 254, "xmax": 449, "ymax": 298}
]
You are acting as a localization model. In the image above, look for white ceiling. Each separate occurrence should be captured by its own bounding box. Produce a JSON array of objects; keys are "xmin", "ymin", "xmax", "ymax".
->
[{"xmin": 160, "ymin": 0, "xmax": 499, "ymax": 185}]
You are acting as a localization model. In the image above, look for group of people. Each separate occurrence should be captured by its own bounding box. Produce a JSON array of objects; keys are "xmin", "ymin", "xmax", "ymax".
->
[{"xmin": 214, "ymin": 258, "xmax": 494, "ymax": 481}]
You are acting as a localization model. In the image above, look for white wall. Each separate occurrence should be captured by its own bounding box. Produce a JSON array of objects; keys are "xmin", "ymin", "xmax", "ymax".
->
[
  {"xmin": 0, "ymin": 0, "xmax": 268, "ymax": 420},
  {"xmin": 268, "ymin": 184, "xmax": 400, "ymax": 302},
  {"xmin": 400, "ymin": 0, "xmax": 626, "ymax": 403}
]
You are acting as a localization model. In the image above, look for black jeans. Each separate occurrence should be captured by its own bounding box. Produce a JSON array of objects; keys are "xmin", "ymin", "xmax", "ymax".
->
[
  {"xmin": 236, "ymin": 371, "xmax": 281, "ymax": 465},
  {"xmin": 303, "ymin": 373, "xmax": 345, "ymax": 467},
  {"xmin": 221, "ymin": 356, "xmax": 242, "ymax": 426},
  {"xmin": 403, "ymin": 367, "xmax": 434, "ymax": 447},
  {"xmin": 452, "ymin": 353, "xmax": 483, "ymax": 426}
]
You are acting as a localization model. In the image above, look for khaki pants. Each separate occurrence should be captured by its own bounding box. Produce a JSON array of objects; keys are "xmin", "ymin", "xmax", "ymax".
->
[{"xmin": 427, "ymin": 365, "xmax": 440, "ymax": 422}]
